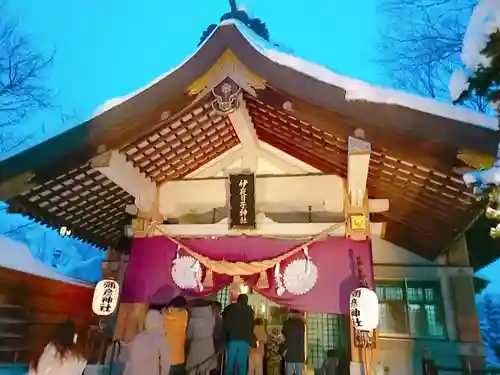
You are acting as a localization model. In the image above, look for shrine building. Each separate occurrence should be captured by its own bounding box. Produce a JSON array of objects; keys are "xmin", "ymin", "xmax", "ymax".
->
[{"xmin": 0, "ymin": 15, "xmax": 499, "ymax": 375}]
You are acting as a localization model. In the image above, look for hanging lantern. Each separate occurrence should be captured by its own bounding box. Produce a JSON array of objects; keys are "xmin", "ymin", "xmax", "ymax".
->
[
  {"xmin": 349, "ymin": 287, "xmax": 379, "ymax": 332},
  {"xmin": 124, "ymin": 223, "xmax": 133, "ymax": 238},
  {"xmin": 92, "ymin": 279, "xmax": 120, "ymax": 316}
]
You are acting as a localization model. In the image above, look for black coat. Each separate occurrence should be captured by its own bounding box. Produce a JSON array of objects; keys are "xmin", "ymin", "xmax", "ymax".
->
[
  {"xmin": 222, "ymin": 301, "xmax": 254, "ymax": 345},
  {"xmin": 282, "ymin": 317, "xmax": 305, "ymax": 363},
  {"xmin": 422, "ymin": 359, "xmax": 438, "ymax": 375},
  {"xmin": 213, "ymin": 314, "xmax": 224, "ymax": 350}
]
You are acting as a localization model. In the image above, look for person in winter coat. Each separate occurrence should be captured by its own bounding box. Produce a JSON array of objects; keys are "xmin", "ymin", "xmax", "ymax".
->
[
  {"xmin": 319, "ymin": 349, "xmax": 339, "ymax": 375},
  {"xmin": 125, "ymin": 309, "xmax": 171, "ymax": 375},
  {"xmin": 249, "ymin": 318, "xmax": 268, "ymax": 375},
  {"xmin": 164, "ymin": 296, "xmax": 189, "ymax": 375},
  {"xmin": 211, "ymin": 301, "xmax": 224, "ymax": 352},
  {"xmin": 266, "ymin": 328, "xmax": 284, "ymax": 375},
  {"xmin": 282, "ymin": 310, "xmax": 305, "ymax": 375},
  {"xmin": 211, "ymin": 301, "xmax": 225, "ymax": 375},
  {"xmin": 223, "ymin": 294, "xmax": 255, "ymax": 375},
  {"xmin": 421, "ymin": 346, "xmax": 438, "ymax": 375},
  {"xmin": 29, "ymin": 320, "xmax": 87, "ymax": 375},
  {"xmin": 186, "ymin": 300, "xmax": 217, "ymax": 375}
]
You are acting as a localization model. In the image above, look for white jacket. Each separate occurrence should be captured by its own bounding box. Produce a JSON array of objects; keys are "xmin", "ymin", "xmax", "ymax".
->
[
  {"xmin": 124, "ymin": 310, "xmax": 171, "ymax": 375},
  {"xmin": 28, "ymin": 343, "xmax": 87, "ymax": 375}
]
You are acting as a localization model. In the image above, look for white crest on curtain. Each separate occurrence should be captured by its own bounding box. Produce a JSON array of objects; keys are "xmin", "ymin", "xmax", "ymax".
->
[
  {"xmin": 283, "ymin": 246, "xmax": 318, "ymax": 295},
  {"xmin": 171, "ymin": 254, "xmax": 203, "ymax": 291}
]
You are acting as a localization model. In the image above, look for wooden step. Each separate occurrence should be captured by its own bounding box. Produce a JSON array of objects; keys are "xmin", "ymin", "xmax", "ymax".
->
[
  {"xmin": 0, "ymin": 318, "xmax": 28, "ymax": 325},
  {"xmin": 0, "ymin": 347, "xmax": 26, "ymax": 352},
  {"xmin": 0, "ymin": 332, "xmax": 22, "ymax": 338},
  {"xmin": 0, "ymin": 304, "xmax": 24, "ymax": 309}
]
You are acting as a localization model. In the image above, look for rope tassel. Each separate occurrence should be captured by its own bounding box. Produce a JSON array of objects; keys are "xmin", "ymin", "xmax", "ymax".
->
[
  {"xmin": 256, "ymin": 270, "xmax": 269, "ymax": 289},
  {"xmin": 203, "ymin": 268, "xmax": 214, "ymax": 288}
]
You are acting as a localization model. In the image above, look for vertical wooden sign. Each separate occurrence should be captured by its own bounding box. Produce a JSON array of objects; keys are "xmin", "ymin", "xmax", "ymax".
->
[{"xmin": 228, "ymin": 173, "xmax": 256, "ymax": 230}]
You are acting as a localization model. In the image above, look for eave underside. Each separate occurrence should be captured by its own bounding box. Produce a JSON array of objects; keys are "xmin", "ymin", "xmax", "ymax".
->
[{"xmin": 5, "ymin": 88, "xmax": 487, "ymax": 260}]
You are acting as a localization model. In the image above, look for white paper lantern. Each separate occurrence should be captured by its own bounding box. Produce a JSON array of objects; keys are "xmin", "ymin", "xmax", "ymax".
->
[
  {"xmin": 171, "ymin": 256, "xmax": 203, "ymax": 290},
  {"xmin": 349, "ymin": 287, "xmax": 379, "ymax": 331},
  {"xmin": 92, "ymin": 279, "xmax": 120, "ymax": 316}
]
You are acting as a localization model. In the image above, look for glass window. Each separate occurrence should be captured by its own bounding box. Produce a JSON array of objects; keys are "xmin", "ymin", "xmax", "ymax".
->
[
  {"xmin": 376, "ymin": 280, "xmax": 446, "ymax": 338},
  {"xmin": 216, "ymin": 287, "xmax": 230, "ymax": 309},
  {"xmin": 307, "ymin": 314, "xmax": 347, "ymax": 369}
]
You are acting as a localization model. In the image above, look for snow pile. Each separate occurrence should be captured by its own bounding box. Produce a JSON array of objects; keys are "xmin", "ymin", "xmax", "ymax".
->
[
  {"xmin": 92, "ymin": 19, "xmax": 498, "ymax": 130},
  {"xmin": 0, "ymin": 236, "xmax": 91, "ymax": 287},
  {"xmin": 461, "ymin": 0, "xmax": 500, "ymax": 71}
]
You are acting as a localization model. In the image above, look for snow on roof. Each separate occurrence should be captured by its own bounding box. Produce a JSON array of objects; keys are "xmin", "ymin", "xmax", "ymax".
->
[
  {"xmin": 0, "ymin": 236, "xmax": 92, "ymax": 288},
  {"xmin": 93, "ymin": 19, "xmax": 498, "ymax": 131}
]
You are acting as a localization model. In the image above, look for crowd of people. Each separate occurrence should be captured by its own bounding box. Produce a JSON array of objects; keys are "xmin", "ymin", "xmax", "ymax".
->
[{"xmin": 26, "ymin": 293, "xmax": 319, "ymax": 375}]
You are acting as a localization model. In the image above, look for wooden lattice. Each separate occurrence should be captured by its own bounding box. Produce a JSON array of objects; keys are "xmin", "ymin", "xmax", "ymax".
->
[
  {"xmin": 121, "ymin": 97, "xmax": 239, "ymax": 183},
  {"xmin": 246, "ymin": 95, "xmax": 478, "ymax": 258},
  {"xmin": 9, "ymin": 163, "xmax": 134, "ymax": 248}
]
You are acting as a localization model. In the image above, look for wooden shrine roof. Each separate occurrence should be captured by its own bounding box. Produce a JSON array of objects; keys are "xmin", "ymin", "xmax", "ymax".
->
[{"xmin": 0, "ymin": 22, "xmax": 498, "ymax": 261}]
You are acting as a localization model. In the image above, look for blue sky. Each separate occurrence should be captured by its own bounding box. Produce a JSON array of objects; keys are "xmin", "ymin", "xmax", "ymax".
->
[
  {"xmin": 5, "ymin": 0, "xmax": 500, "ymax": 287},
  {"xmin": 5, "ymin": 0, "xmax": 380, "ymax": 143}
]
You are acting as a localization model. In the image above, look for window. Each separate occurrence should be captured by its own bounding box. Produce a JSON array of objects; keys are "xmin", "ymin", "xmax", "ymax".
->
[
  {"xmin": 307, "ymin": 314, "xmax": 348, "ymax": 369},
  {"xmin": 216, "ymin": 286, "xmax": 230, "ymax": 309},
  {"xmin": 376, "ymin": 280, "xmax": 446, "ymax": 338}
]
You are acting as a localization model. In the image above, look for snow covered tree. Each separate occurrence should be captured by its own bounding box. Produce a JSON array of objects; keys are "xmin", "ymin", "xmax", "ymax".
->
[
  {"xmin": 456, "ymin": 29, "xmax": 500, "ymax": 111},
  {"xmin": 481, "ymin": 293, "xmax": 500, "ymax": 361},
  {"xmin": 377, "ymin": 0, "xmax": 489, "ymax": 112},
  {"xmin": 449, "ymin": 1, "xmax": 500, "ymax": 239},
  {"xmin": 451, "ymin": 0, "xmax": 500, "ymax": 113}
]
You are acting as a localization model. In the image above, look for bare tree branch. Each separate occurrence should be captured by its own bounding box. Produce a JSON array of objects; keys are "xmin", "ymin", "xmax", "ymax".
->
[
  {"xmin": 0, "ymin": 0, "xmax": 54, "ymax": 152},
  {"xmin": 376, "ymin": 0, "xmax": 488, "ymax": 112}
]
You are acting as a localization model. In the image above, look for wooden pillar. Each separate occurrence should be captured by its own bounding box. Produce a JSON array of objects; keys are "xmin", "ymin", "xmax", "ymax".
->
[
  {"xmin": 349, "ymin": 326, "xmax": 380, "ymax": 375},
  {"xmin": 447, "ymin": 236, "xmax": 485, "ymax": 370},
  {"xmin": 113, "ymin": 195, "xmax": 163, "ymax": 343}
]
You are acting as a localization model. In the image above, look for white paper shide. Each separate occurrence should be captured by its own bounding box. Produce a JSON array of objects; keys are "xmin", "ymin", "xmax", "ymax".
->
[
  {"xmin": 92, "ymin": 279, "xmax": 120, "ymax": 316},
  {"xmin": 349, "ymin": 287, "xmax": 379, "ymax": 332}
]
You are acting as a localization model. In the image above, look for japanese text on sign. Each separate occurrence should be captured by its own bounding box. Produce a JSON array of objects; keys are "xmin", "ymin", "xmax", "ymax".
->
[
  {"xmin": 228, "ymin": 173, "xmax": 256, "ymax": 230},
  {"xmin": 92, "ymin": 279, "xmax": 120, "ymax": 316}
]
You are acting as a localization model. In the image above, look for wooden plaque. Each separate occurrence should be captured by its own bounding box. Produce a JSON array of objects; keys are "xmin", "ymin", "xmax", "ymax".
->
[{"xmin": 228, "ymin": 173, "xmax": 256, "ymax": 230}]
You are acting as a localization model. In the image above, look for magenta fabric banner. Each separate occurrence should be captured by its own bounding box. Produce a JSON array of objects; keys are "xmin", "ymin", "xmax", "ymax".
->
[{"xmin": 121, "ymin": 236, "xmax": 373, "ymax": 314}]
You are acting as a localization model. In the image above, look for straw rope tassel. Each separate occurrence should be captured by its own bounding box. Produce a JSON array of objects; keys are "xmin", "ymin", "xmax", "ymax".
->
[
  {"xmin": 203, "ymin": 267, "xmax": 214, "ymax": 288},
  {"xmin": 156, "ymin": 221, "xmax": 345, "ymax": 275},
  {"xmin": 256, "ymin": 270, "xmax": 269, "ymax": 289}
]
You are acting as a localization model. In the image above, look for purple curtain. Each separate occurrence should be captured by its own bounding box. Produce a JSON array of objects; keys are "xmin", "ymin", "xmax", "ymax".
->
[{"xmin": 121, "ymin": 236, "xmax": 373, "ymax": 314}]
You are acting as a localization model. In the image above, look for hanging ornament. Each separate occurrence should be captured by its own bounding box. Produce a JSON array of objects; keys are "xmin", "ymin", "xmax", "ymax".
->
[
  {"xmin": 203, "ymin": 266, "xmax": 214, "ymax": 288},
  {"xmin": 171, "ymin": 249, "xmax": 203, "ymax": 291},
  {"xmin": 274, "ymin": 262, "xmax": 285, "ymax": 296},
  {"xmin": 349, "ymin": 287, "xmax": 379, "ymax": 332},
  {"xmin": 283, "ymin": 246, "xmax": 318, "ymax": 295},
  {"xmin": 256, "ymin": 270, "xmax": 269, "ymax": 289}
]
